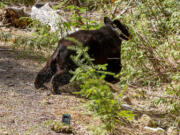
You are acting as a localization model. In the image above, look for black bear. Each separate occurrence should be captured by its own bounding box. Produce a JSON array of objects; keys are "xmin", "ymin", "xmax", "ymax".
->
[{"xmin": 34, "ymin": 17, "xmax": 131, "ymax": 94}]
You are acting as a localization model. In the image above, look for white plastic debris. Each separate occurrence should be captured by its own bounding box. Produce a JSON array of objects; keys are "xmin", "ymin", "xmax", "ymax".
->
[
  {"xmin": 144, "ymin": 126, "xmax": 165, "ymax": 135},
  {"xmin": 30, "ymin": 3, "xmax": 78, "ymax": 37},
  {"xmin": 31, "ymin": 3, "xmax": 64, "ymax": 32}
]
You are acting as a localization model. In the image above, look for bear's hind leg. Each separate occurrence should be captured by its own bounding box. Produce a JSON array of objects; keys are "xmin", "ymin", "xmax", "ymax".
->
[{"xmin": 50, "ymin": 71, "xmax": 72, "ymax": 94}]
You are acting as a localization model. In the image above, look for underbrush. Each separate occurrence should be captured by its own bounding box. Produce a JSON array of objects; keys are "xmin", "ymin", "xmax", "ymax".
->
[
  {"xmin": 67, "ymin": 37, "xmax": 134, "ymax": 134},
  {"xmin": 119, "ymin": 0, "xmax": 180, "ymax": 118}
]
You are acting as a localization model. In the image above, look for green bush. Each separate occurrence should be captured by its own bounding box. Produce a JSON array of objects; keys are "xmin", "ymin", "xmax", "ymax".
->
[
  {"xmin": 117, "ymin": 0, "xmax": 179, "ymax": 86},
  {"xmin": 67, "ymin": 37, "xmax": 134, "ymax": 134}
]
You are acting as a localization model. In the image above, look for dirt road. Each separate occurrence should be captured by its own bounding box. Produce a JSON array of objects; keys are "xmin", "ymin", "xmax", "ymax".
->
[{"xmin": 0, "ymin": 45, "xmax": 89, "ymax": 135}]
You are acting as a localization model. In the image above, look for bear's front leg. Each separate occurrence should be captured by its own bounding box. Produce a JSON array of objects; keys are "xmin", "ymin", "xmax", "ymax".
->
[
  {"xmin": 105, "ymin": 59, "xmax": 122, "ymax": 83},
  {"xmin": 34, "ymin": 65, "xmax": 55, "ymax": 89}
]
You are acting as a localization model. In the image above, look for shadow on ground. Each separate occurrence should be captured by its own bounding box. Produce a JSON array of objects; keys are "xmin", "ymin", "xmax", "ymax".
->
[{"xmin": 0, "ymin": 46, "xmax": 46, "ymax": 94}]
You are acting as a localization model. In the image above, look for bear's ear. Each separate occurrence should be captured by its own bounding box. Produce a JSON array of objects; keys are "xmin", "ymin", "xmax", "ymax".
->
[
  {"xmin": 113, "ymin": 20, "xmax": 124, "ymax": 29},
  {"xmin": 113, "ymin": 19, "xmax": 131, "ymax": 40},
  {"xmin": 104, "ymin": 17, "xmax": 112, "ymax": 24}
]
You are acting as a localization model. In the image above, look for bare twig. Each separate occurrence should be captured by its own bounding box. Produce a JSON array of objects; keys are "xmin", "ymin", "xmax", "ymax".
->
[
  {"xmin": 117, "ymin": 0, "xmax": 133, "ymax": 17},
  {"xmin": 121, "ymin": 104, "xmax": 167, "ymax": 118},
  {"xmin": 107, "ymin": 82, "xmax": 120, "ymax": 92},
  {"xmin": 146, "ymin": 92, "xmax": 180, "ymax": 100},
  {"xmin": 133, "ymin": 28, "xmax": 169, "ymax": 82},
  {"xmin": 0, "ymin": 48, "xmax": 12, "ymax": 51},
  {"xmin": 0, "ymin": 68, "xmax": 6, "ymax": 72}
]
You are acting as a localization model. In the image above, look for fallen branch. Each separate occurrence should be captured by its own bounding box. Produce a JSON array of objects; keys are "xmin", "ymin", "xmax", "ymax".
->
[
  {"xmin": 107, "ymin": 82, "xmax": 120, "ymax": 92},
  {"xmin": 2, "ymin": 7, "xmax": 31, "ymax": 28},
  {"xmin": 0, "ymin": 48, "xmax": 12, "ymax": 51},
  {"xmin": 146, "ymin": 92, "xmax": 180, "ymax": 100},
  {"xmin": 121, "ymin": 104, "xmax": 167, "ymax": 118}
]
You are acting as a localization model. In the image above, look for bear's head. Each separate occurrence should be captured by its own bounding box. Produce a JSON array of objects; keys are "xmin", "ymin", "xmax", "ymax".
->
[{"xmin": 104, "ymin": 17, "xmax": 131, "ymax": 41}]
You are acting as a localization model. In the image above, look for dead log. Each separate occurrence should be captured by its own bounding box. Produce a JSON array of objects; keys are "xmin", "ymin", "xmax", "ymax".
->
[{"xmin": 2, "ymin": 7, "xmax": 31, "ymax": 28}]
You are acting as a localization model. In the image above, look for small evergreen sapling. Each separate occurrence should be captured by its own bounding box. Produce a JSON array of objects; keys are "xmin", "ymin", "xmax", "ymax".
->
[{"xmin": 67, "ymin": 37, "xmax": 134, "ymax": 133}]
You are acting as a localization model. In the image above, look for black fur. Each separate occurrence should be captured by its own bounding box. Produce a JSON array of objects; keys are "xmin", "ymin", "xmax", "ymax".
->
[{"xmin": 34, "ymin": 17, "xmax": 131, "ymax": 94}]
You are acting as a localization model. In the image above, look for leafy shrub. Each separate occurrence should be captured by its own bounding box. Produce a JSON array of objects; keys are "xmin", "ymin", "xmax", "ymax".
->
[
  {"xmin": 117, "ymin": 0, "xmax": 180, "ymax": 120},
  {"xmin": 63, "ymin": 5, "xmax": 100, "ymax": 30},
  {"xmin": 12, "ymin": 18, "xmax": 59, "ymax": 51},
  {"xmin": 117, "ymin": 0, "xmax": 180, "ymax": 86},
  {"xmin": 67, "ymin": 37, "xmax": 134, "ymax": 133}
]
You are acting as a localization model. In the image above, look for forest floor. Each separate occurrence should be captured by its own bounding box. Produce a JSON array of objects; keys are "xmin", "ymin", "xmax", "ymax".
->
[
  {"xmin": 0, "ymin": 4, "xmax": 179, "ymax": 135},
  {"xmin": 0, "ymin": 43, "xmax": 97, "ymax": 135}
]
